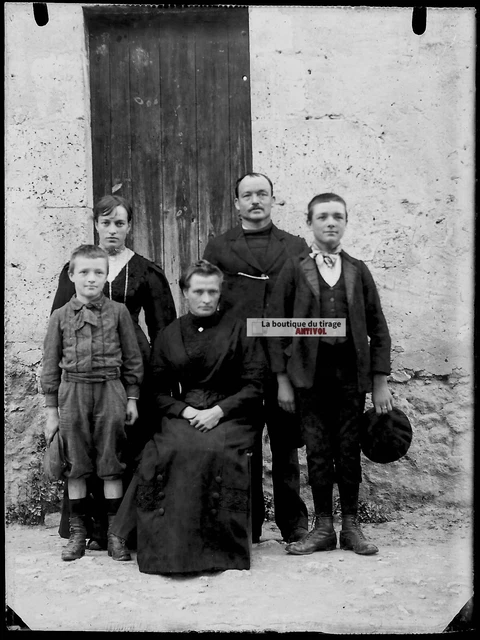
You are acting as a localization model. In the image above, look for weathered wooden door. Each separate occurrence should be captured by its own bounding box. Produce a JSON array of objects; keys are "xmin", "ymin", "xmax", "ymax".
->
[{"xmin": 84, "ymin": 6, "xmax": 252, "ymax": 313}]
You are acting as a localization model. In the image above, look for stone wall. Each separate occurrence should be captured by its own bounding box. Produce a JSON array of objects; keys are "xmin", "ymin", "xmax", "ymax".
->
[
  {"xmin": 5, "ymin": 3, "xmax": 93, "ymax": 506},
  {"xmin": 5, "ymin": 5, "xmax": 474, "ymax": 514},
  {"xmin": 249, "ymin": 6, "xmax": 474, "ymax": 512}
]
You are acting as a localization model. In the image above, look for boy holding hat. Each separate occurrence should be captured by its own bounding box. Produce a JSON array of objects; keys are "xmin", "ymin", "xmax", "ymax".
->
[
  {"xmin": 41, "ymin": 244, "xmax": 143, "ymax": 562},
  {"xmin": 268, "ymin": 193, "xmax": 393, "ymax": 555}
]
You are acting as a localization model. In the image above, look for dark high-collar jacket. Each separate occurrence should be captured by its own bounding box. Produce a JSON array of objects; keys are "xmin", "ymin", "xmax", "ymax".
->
[
  {"xmin": 203, "ymin": 223, "xmax": 308, "ymax": 320},
  {"xmin": 267, "ymin": 249, "xmax": 391, "ymax": 393}
]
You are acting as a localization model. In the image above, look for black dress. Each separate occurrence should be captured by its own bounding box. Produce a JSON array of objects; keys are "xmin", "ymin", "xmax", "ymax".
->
[
  {"xmin": 51, "ymin": 253, "xmax": 176, "ymax": 542},
  {"xmin": 120, "ymin": 311, "xmax": 265, "ymax": 574}
]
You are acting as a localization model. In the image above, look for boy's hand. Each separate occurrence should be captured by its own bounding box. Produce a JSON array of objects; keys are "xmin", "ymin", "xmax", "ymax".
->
[
  {"xmin": 372, "ymin": 374, "xmax": 394, "ymax": 415},
  {"xmin": 189, "ymin": 406, "xmax": 224, "ymax": 433},
  {"xmin": 45, "ymin": 408, "xmax": 60, "ymax": 446},
  {"xmin": 125, "ymin": 398, "xmax": 139, "ymax": 425},
  {"xmin": 277, "ymin": 373, "xmax": 296, "ymax": 413}
]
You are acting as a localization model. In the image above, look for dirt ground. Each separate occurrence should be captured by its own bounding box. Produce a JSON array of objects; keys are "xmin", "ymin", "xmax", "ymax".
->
[{"xmin": 5, "ymin": 504, "xmax": 473, "ymax": 634}]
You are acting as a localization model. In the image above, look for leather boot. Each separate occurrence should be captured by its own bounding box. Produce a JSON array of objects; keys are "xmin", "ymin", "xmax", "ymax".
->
[
  {"xmin": 86, "ymin": 516, "xmax": 108, "ymax": 550},
  {"xmin": 340, "ymin": 515, "xmax": 378, "ymax": 555},
  {"xmin": 285, "ymin": 516, "xmax": 337, "ymax": 555},
  {"xmin": 86, "ymin": 538, "xmax": 106, "ymax": 551},
  {"xmin": 107, "ymin": 514, "xmax": 131, "ymax": 561},
  {"xmin": 61, "ymin": 516, "xmax": 87, "ymax": 561}
]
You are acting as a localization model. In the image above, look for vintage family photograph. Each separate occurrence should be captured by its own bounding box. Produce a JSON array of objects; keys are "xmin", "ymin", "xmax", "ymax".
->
[{"xmin": 5, "ymin": 3, "xmax": 474, "ymax": 634}]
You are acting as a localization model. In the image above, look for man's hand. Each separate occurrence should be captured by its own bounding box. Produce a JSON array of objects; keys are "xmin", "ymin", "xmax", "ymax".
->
[
  {"xmin": 125, "ymin": 398, "xmax": 139, "ymax": 425},
  {"xmin": 277, "ymin": 373, "xmax": 296, "ymax": 413},
  {"xmin": 45, "ymin": 407, "xmax": 60, "ymax": 446},
  {"xmin": 372, "ymin": 374, "xmax": 394, "ymax": 415},
  {"xmin": 189, "ymin": 406, "xmax": 224, "ymax": 433}
]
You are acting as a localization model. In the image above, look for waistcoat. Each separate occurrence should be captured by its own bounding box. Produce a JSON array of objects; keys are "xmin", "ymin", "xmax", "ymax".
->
[{"xmin": 318, "ymin": 270, "xmax": 350, "ymax": 346}]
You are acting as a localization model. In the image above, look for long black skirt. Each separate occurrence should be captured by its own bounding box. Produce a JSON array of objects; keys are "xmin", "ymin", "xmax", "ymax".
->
[{"xmin": 135, "ymin": 414, "xmax": 257, "ymax": 575}]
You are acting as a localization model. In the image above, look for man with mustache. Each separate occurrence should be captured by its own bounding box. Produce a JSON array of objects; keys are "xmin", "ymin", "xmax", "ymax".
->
[{"xmin": 203, "ymin": 172, "xmax": 309, "ymax": 544}]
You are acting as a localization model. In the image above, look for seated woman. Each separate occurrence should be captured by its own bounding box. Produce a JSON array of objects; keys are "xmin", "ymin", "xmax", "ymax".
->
[{"xmin": 111, "ymin": 259, "xmax": 265, "ymax": 574}]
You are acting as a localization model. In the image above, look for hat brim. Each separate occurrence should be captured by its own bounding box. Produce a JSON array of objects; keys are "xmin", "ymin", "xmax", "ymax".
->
[{"xmin": 360, "ymin": 407, "xmax": 412, "ymax": 464}]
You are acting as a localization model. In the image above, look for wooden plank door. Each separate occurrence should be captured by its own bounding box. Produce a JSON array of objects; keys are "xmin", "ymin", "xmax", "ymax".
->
[{"xmin": 84, "ymin": 6, "xmax": 252, "ymax": 314}]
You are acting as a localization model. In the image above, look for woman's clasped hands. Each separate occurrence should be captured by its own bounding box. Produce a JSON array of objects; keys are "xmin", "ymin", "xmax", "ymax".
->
[{"xmin": 181, "ymin": 405, "xmax": 224, "ymax": 432}]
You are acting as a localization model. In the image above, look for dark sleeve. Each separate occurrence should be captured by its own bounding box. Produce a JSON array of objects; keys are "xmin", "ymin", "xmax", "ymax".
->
[
  {"xmin": 202, "ymin": 238, "xmax": 220, "ymax": 266},
  {"xmin": 51, "ymin": 263, "xmax": 74, "ymax": 314},
  {"xmin": 298, "ymin": 236, "xmax": 309, "ymax": 253},
  {"xmin": 361, "ymin": 263, "xmax": 391, "ymax": 376},
  {"xmin": 150, "ymin": 331, "xmax": 186, "ymax": 418},
  {"xmin": 118, "ymin": 305, "xmax": 144, "ymax": 397},
  {"xmin": 266, "ymin": 258, "xmax": 297, "ymax": 374},
  {"xmin": 40, "ymin": 311, "xmax": 64, "ymax": 406},
  {"xmin": 216, "ymin": 327, "xmax": 265, "ymax": 418},
  {"xmin": 286, "ymin": 235, "xmax": 309, "ymax": 259},
  {"xmin": 142, "ymin": 262, "xmax": 177, "ymax": 344}
]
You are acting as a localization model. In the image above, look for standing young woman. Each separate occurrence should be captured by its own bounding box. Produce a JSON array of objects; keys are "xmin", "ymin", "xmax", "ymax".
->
[{"xmin": 51, "ymin": 195, "xmax": 176, "ymax": 553}]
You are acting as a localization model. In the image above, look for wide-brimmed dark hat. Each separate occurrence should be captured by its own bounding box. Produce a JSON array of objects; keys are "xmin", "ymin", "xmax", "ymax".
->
[{"xmin": 360, "ymin": 407, "xmax": 412, "ymax": 464}]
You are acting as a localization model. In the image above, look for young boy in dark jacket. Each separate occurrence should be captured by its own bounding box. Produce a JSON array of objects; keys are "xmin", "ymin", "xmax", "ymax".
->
[
  {"xmin": 268, "ymin": 193, "xmax": 393, "ymax": 556},
  {"xmin": 41, "ymin": 245, "xmax": 143, "ymax": 562}
]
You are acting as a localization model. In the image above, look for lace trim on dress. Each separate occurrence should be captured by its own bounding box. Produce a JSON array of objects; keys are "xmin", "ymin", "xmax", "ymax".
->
[{"xmin": 108, "ymin": 260, "xmax": 129, "ymax": 304}]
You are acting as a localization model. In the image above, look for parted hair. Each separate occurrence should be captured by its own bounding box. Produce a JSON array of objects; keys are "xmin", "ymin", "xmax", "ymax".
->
[
  {"xmin": 234, "ymin": 172, "xmax": 274, "ymax": 198},
  {"xmin": 307, "ymin": 193, "xmax": 348, "ymax": 223},
  {"xmin": 179, "ymin": 259, "xmax": 224, "ymax": 291},
  {"xmin": 68, "ymin": 244, "xmax": 109, "ymax": 274},
  {"xmin": 93, "ymin": 195, "xmax": 133, "ymax": 223}
]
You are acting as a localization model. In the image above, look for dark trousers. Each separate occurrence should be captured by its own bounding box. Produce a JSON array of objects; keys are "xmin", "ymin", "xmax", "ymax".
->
[
  {"xmin": 111, "ymin": 473, "xmax": 139, "ymax": 542},
  {"xmin": 251, "ymin": 376, "xmax": 308, "ymax": 540},
  {"xmin": 295, "ymin": 365, "xmax": 365, "ymax": 491}
]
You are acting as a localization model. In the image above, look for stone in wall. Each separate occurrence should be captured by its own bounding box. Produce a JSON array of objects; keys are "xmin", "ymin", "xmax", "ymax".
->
[{"xmin": 5, "ymin": 3, "xmax": 93, "ymax": 509}]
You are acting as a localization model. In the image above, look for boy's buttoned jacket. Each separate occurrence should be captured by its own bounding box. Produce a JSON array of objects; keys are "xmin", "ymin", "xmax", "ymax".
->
[
  {"xmin": 268, "ymin": 250, "xmax": 391, "ymax": 393},
  {"xmin": 41, "ymin": 295, "xmax": 144, "ymax": 405}
]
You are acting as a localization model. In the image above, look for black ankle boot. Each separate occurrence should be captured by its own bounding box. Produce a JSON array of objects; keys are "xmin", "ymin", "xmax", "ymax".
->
[
  {"xmin": 285, "ymin": 516, "xmax": 337, "ymax": 555},
  {"xmin": 86, "ymin": 538, "xmax": 106, "ymax": 551},
  {"xmin": 107, "ymin": 514, "xmax": 131, "ymax": 561},
  {"xmin": 86, "ymin": 516, "xmax": 108, "ymax": 550},
  {"xmin": 61, "ymin": 516, "xmax": 87, "ymax": 561},
  {"xmin": 340, "ymin": 515, "xmax": 378, "ymax": 555}
]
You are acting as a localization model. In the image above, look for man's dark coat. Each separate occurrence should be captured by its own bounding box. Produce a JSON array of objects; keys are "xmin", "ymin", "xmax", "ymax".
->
[
  {"xmin": 203, "ymin": 223, "xmax": 309, "ymax": 320},
  {"xmin": 268, "ymin": 250, "xmax": 391, "ymax": 393},
  {"xmin": 203, "ymin": 221, "xmax": 310, "ymax": 539}
]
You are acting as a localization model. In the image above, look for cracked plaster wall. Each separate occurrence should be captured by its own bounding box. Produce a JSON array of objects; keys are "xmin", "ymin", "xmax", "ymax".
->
[
  {"xmin": 5, "ymin": 3, "xmax": 93, "ymax": 506},
  {"xmin": 5, "ymin": 5, "xmax": 474, "ymax": 513},
  {"xmin": 249, "ymin": 7, "xmax": 474, "ymax": 511}
]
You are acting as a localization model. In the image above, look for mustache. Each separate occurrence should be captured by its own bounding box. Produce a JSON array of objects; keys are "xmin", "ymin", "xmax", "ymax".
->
[{"xmin": 249, "ymin": 205, "xmax": 264, "ymax": 211}]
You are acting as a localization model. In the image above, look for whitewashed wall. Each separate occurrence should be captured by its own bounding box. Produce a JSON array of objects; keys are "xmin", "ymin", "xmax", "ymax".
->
[
  {"xmin": 5, "ymin": 4, "xmax": 474, "ymax": 513},
  {"xmin": 5, "ymin": 3, "xmax": 93, "ymax": 504},
  {"xmin": 249, "ymin": 6, "xmax": 474, "ymax": 510}
]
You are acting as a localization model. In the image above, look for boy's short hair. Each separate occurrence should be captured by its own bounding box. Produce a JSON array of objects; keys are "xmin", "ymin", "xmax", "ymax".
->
[
  {"xmin": 234, "ymin": 173, "xmax": 274, "ymax": 198},
  {"xmin": 180, "ymin": 259, "xmax": 224, "ymax": 292},
  {"xmin": 93, "ymin": 195, "xmax": 133, "ymax": 223},
  {"xmin": 307, "ymin": 193, "xmax": 348, "ymax": 223},
  {"xmin": 68, "ymin": 244, "xmax": 109, "ymax": 274}
]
